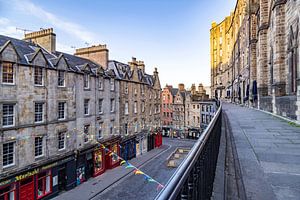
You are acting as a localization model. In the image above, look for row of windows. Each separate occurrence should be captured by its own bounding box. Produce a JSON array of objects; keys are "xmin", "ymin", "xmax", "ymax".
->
[
  {"xmin": 124, "ymin": 83, "xmax": 159, "ymax": 99},
  {"xmin": 2, "ymin": 133, "xmax": 66, "ymax": 168},
  {"xmin": 1, "ymin": 62, "xmax": 115, "ymax": 90}
]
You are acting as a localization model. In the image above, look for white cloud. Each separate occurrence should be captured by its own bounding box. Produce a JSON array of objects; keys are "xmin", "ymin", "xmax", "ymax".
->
[
  {"xmin": 0, "ymin": 17, "xmax": 23, "ymax": 39},
  {"xmin": 12, "ymin": 0, "xmax": 97, "ymax": 43}
]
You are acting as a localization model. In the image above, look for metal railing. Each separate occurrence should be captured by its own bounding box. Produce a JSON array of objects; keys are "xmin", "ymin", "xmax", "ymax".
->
[{"xmin": 156, "ymin": 103, "xmax": 222, "ymax": 200}]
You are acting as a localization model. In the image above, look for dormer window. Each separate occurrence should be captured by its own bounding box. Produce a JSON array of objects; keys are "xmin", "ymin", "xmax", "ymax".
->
[
  {"xmin": 34, "ymin": 67, "xmax": 44, "ymax": 86},
  {"xmin": 58, "ymin": 70, "xmax": 65, "ymax": 87},
  {"xmin": 84, "ymin": 74, "xmax": 89, "ymax": 89},
  {"xmin": 2, "ymin": 62, "xmax": 14, "ymax": 84}
]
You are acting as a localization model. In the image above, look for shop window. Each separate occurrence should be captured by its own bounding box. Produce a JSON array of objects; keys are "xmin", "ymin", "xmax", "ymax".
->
[
  {"xmin": 2, "ymin": 142, "xmax": 15, "ymax": 168},
  {"xmin": 0, "ymin": 183, "xmax": 16, "ymax": 200},
  {"xmin": 111, "ymin": 144, "xmax": 118, "ymax": 164},
  {"xmin": 37, "ymin": 171, "xmax": 52, "ymax": 199},
  {"xmin": 34, "ymin": 67, "xmax": 43, "ymax": 86},
  {"xmin": 2, "ymin": 62, "xmax": 14, "ymax": 84},
  {"xmin": 94, "ymin": 150, "xmax": 103, "ymax": 175}
]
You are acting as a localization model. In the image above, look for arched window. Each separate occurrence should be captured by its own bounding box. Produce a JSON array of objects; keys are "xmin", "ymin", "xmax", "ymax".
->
[{"xmin": 288, "ymin": 24, "xmax": 299, "ymax": 94}]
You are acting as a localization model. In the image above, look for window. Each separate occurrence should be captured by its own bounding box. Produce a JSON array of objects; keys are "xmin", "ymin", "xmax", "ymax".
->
[
  {"xmin": 110, "ymin": 79, "xmax": 115, "ymax": 91},
  {"xmin": 193, "ymin": 116, "xmax": 196, "ymax": 123},
  {"xmin": 98, "ymin": 99, "xmax": 103, "ymax": 114},
  {"xmin": 98, "ymin": 123, "xmax": 103, "ymax": 139},
  {"xmin": 124, "ymin": 82, "xmax": 128, "ymax": 94},
  {"xmin": 193, "ymin": 105, "xmax": 195, "ymax": 109},
  {"xmin": 3, "ymin": 142, "xmax": 15, "ymax": 167},
  {"xmin": 2, "ymin": 62, "xmax": 14, "ymax": 84},
  {"xmin": 99, "ymin": 78, "xmax": 103, "ymax": 90},
  {"xmin": 125, "ymin": 102, "xmax": 129, "ymax": 115},
  {"xmin": 197, "ymin": 105, "xmax": 200, "ymax": 109},
  {"xmin": 134, "ymin": 123, "xmax": 138, "ymax": 132},
  {"xmin": 110, "ymin": 99, "xmax": 115, "ymax": 112},
  {"xmin": 141, "ymin": 85, "xmax": 144, "ymax": 94},
  {"xmin": 35, "ymin": 137, "xmax": 43, "ymax": 157},
  {"xmin": 197, "ymin": 117, "xmax": 200, "ymax": 123},
  {"xmin": 201, "ymin": 114, "xmax": 205, "ymax": 124},
  {"xmin": 110, "ymin": 121, "xmax": 114, "ymax": 135},
  {"xmin": 84, "ymin": 99, "xmax": 89, "ymax": 115},
  {"xmin": 84, "ymin": 125, "xmax": 90, "ymax": 143},
  {"xmin": 0, "ymin": 183, "xmax": 16, "ymax": 200},
  {"xmin": 141, "ymin": 102, "xmax": 145, "ymax": 113},
  {"xmin": 149, "ymin": 104, "xmax": 152, "ymax": 115},
  {"xmin": 2, "ymin": 104, "xmax": 14, "ymax": 127},
  {"xmin": 35, "ymin": 103, "xmax": 44, "ymax": 123},
  {"xmin": 37, "ymin": 170, "xmax": 52, "ymax": 199},
  {"xmin": 134, "ymin": 87, "xmax": 137, "ymax": 95},
  {"xmin": 124, "ymin": 123, "xmax": 128, "ymax": 135},
  {"xmin": 58, "ymin": 102, "xmax": 66, "ymax": 120},
  {"xmin": 84, "ymin": 74, "xmax": 89, "ymax": 89},
  {"xmin": 134, "ymin": 101, "xmax": 137, "ymax": 113},
  {"xmin": 58, "ymin": 132, "xmax": 66, "ymax": 150},
  {"xmin": 34, "ymin": 67, "xmax": 43, "ymax": 86},
  {"xmin": 58, "ymin": 70, "xmax": 65, "ymax": 86}
]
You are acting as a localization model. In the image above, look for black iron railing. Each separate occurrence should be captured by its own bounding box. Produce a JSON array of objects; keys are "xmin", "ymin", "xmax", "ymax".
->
[{"xmin": 155, "ymin": 103, "xmax": 222, "ymax": 200}]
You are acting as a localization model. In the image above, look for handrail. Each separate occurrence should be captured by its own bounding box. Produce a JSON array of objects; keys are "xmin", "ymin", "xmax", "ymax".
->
[{"xmin": 155, "ymin": 102, "xmax": 222, "ymax": 200}]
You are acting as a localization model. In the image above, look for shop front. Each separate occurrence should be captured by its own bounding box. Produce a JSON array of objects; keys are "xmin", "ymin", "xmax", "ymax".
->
[
  {"xmin": 120, "ymin": 135, "xmax": 136, "ymax": 161},
  {"xmin": 102, "ymin": 136, "xmax": 121, "ymax": 169},
  {"xmin": 93, "ymin": 146, "xmax": 105, "ymax": 177},
  {"xmin": 135, "ymin": 132, "xmax": 147, "ymax": 157},
  {"xmin": 147, "ymin": 133, "xmax": 155, "ymax": 152},
  {"xmin": 154, "ymin": 131, "xmax": 162, "ymax": 148},
  {"xmin": 0, "ymin": 155, "xmax": 75, "ymax": 200},
  {"xmin": 75, "ymin": 146, "xmax": 95, "ymax": 186}
]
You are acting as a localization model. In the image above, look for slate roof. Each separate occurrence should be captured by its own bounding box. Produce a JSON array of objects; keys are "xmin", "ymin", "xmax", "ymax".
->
[
  {"xmin": 171, "ymin": 88, "xmax": 179, "ymax": 96},
  {"xmin": 0, "ymin": 34, "xmax": 102, "ymax": 75}
]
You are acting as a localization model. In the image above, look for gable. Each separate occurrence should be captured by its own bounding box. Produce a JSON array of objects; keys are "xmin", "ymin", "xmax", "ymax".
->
[
  {"xmin": 0, "ymin": 41, "xmax": 19, "ymax": 62},
  {"xmin": 56, "ymin": 56, "xmax": 68, "ymax": 70},
  {"xmin": 31, "ymin": 50, "xmax": 47, "ymax": 67}
]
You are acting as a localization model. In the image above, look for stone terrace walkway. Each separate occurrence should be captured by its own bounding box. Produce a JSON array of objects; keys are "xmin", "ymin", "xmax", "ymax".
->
[{"xmin": 223, "ymin": 103, "xmax": 300, "ymax": 200}]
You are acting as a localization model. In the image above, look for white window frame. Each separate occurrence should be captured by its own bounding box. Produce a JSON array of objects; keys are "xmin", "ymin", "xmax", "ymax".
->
[
  {"xmin": 98, "ymin": 99, "xmax": 103, "ymax": 114},
  {"xmin": 110, "ymin": 99, "xmax": 115, "ymax": 112},
  {"xmin": 34, "ymin": 102, "xmax": 44, "ymax": 123},
  {"xmin": 134, "ymin": 101, "xmax": 137, "ymax": 114},
  {"xmin": 58, "ymin": 102, "xmax": 66, "ymax": 120},
  {"xmin": 1, "ymin": 62, "xmax": 14, "ymax": 85},
  {"xmin": 2, "ymin": 142, "xmax": 15, "ymax": 168},
  {"xmin": 125, "ymin": 102, "xmax": 129, "ymax": 115},
  {"xmin": 34, "ymin": 66, "xmax": 44, "ymax": 86},
  {"xmin": 58, "ymin": 70, "xmax": 65, "ymax": 87},
  {"xmin": 35, "ymin": 137, "xmax": 44, "ymax": 158},
  {"xmin": 110, "ymin": 79, "xmax": 115, "ymax": 91},
  {"xmin": 84, "ymin": 74, "xmax": 89, "ymax": 89},
  {"xmin": 2, "ymin": 104, "xmax": 15, "ymax": 127},
  {"xmin": 84, "ymin": 99, "xmax": 89, "ymax": 115},
  {"xmin": 58, "ymin": 131, "xmax": 66, "ymax": 150}
]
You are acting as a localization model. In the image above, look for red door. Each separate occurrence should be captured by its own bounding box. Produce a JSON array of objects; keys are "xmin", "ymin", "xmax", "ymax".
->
[{"xmin": 19, "ymin": 177, "xmax": 34, "ymax": 200}]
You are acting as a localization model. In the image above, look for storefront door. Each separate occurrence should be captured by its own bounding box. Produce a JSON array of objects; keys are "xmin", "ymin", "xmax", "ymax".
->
[
  {"xmin": 86, "ymin": 154, "xmax": 94, "ymax": 180},
  {"xmin": 58, "ymin": 167, "xmax": 67, "ymax": 192},
  {"xmin": 19, "ymin": 177, "xmax": 34, "ymax": 200}
]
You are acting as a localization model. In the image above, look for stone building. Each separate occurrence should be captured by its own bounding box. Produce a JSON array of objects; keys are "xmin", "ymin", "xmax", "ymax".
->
[
  {"xmin": 172, "ymin": 84, "xmax": 186, "ymax": 133},
  {"xmin": 161, "ymin": 85, "xmax": 174, "ymax": 136},
  {"xmin": 211, "ymin": 0, "xmax": 300, "ymax": 121},
  {"xmin": 0, "ymin": 28, "xmax": 121, "ymax": 199}
]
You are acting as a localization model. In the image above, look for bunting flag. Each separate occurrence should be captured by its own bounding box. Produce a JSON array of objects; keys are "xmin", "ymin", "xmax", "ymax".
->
[
  {"xmin": 120, "ymin": 160, "xmax": 126, "ymax": 165},
  {"xmin": 156, "ymin": 184, "xmax": 164, "ymax": 191},
  {"xmin": 125, "ymin": 164, "xmax": 135, "ymax": 169},
  {"xmin": 134, "ymin": 169, "xmax": 144, "ymax": 175}
]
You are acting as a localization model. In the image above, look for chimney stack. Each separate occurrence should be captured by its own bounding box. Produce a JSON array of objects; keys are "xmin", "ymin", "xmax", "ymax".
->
[
  {"xmin": 24, "ymin": 28, "xmax": 56, "ymax": 53},
  {"xmin": 75, "ymin": 44, "xmax": 109, "ymax": 69}
]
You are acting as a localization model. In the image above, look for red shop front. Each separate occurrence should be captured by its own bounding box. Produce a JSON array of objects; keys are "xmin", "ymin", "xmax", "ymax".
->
[
  {"xmin": 103, "ymin": 136, "xmax": 121, "ymax": 169},
  {"xmin": 0, "ymin": 168, "xmax": 52, "ymax": 200},
  {"xmin": 93, "ymin": 147, "xmax": 106, "ymax": 177},
  {"xmin": 154, "ymin": 132, "xmax": 163, "ymax": 148}
]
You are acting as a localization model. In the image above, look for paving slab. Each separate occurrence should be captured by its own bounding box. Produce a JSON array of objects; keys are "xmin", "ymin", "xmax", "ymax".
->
[{"xmin": 223, "ymin": 103, "xmax": 300, "ymax": 200}]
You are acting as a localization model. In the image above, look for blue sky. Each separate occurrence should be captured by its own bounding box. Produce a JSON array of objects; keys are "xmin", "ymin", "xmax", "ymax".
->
[{"xmin": 0, "ymin": 0, "xmax": 236, "ymax": 88}]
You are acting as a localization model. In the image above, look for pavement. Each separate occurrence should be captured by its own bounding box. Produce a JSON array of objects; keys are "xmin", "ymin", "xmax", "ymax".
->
[
  {"xmin": 52, "ymin": 138, "xmax": 196, "ymax": 200},
  {"xmin": 222, "ymin": 103, "xmax": 300, "ymax": 200}
]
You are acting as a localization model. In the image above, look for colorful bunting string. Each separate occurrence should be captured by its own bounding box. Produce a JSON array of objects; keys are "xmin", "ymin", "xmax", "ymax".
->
[{"xmin": 101, "ymin": 144, "xmax": 164, "ymax": 191}]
